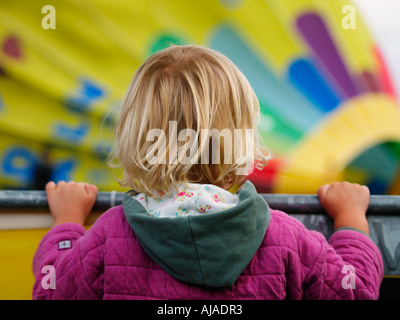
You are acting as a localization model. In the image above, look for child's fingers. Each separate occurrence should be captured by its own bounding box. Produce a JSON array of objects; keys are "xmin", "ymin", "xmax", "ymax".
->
[
  {"xmin": 361, "ymin": 184, "xmax": 370, "ymax": 194},
  {"xmin": 90, "ymin": 184, "xmax": 98, "ymax": 195},
  {"xmin": 76, "ymin": 182, "xmax": 85, "ymax": 189},
  {"xmin": 45, "ymin": 181, "xmax": 56, "ymax": 192},
  {"xmin": 317, "ymin": 184, "xmax": 330, "ymax": 199},
  {"xmin": 56, "ymin": 181, "xmax": 66, "ymax": 189},
  {"xmin": 84, "ymin": 182, "xmax": 98, "ymax": 196}
]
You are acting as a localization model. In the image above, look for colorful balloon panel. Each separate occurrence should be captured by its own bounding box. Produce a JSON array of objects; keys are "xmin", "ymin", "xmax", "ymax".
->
[
  {"xmin": 0, "ymin": 134, "xmax": 122, "ymax": 191},
  {"xmin": 0, "ymin": 75, "xmax": 114, "ymax": 153},
  {"xmin": 0, "ymin": 0, "xmax": 399, "ymax": 196},
  {"xmin": 343, "ymin": 142, "xmax": 400, "ymax": 194}
]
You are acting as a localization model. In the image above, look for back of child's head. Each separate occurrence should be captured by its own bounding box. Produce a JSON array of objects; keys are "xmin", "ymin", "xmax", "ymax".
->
[{"xmin": 109, "ymin": 45, "xmax": 269, "ymax": 195}]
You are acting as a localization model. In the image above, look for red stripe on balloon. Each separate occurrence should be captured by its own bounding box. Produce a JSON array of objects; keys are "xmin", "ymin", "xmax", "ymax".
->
[
  {"xmin": 374, "ymin": 46, "xmax": 397, "ymax": 97},
  {"xmin": 248, "ymin": 157, "xmax": 282, "ymax": 193}
]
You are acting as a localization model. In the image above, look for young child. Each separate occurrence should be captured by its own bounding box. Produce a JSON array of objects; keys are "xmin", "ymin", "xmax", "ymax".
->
[{"xmin": 32, "ymin": 45, "xmax": 383, "ymax": 300}]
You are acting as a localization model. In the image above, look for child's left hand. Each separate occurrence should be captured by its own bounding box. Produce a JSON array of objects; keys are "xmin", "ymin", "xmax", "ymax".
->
[{"xmin": 46, "ymin": 181, "xmax": 98, "ymax": 226}]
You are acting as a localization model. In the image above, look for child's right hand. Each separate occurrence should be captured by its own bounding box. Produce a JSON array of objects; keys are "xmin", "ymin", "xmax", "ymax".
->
[
  {"xmin": 317, "ymin": 182, "xmax": 370, "ymax": 235},
  {"xmin": 46, "ymin": 181, "xmax": 98, "ymax": 227}
]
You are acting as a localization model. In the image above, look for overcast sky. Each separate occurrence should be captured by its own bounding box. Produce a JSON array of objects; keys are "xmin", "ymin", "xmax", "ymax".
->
[{"xmin": 353, "ymin": 0, "xmax": 400, "ymax": 97}]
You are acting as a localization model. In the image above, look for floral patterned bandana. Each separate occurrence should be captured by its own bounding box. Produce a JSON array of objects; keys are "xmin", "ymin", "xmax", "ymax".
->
[{"xmin": 132, "ymin": 184, "xmax": 239, "ymax": 218}]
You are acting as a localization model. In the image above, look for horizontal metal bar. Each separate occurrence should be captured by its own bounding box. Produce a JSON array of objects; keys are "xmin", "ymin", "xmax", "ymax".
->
[{"xmin": 0, "ymin": 190, "xmax": 400, "ymax": 215}]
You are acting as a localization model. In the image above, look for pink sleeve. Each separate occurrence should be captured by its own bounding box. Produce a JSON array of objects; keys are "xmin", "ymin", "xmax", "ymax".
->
[
  {"xmin": 32, "ymin": 222, "xmax": 105, "ymax": 300},
  {"xmin": 299, "ymin": 228, "xmax": 384, "ymax": 299},
  {"xmin": 328, "ymin": 229, "xmax": 384, "ymax": 299}
]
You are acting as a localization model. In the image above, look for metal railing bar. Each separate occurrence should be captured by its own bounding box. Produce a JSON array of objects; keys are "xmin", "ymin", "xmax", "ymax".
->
[{"xmin": 0, "ymin": 190, "xmax": 399, "ymax": 215}]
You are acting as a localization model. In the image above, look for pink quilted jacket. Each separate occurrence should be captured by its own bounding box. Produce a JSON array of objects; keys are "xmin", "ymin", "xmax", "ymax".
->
[{"xmin": 32, "ymin": 212, "xmax": 383, "ymax": 299}]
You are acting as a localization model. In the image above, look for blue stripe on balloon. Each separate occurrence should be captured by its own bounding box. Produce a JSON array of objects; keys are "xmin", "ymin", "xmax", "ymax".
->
[
  {"xmin": 52, "ymin": 159, "xmax": 76, "ymax": 182},
  {"xmin": 1, "ymin": 147, "xmax": 37, "ymax": 183},
  {"xmin": 288, "ymin": 58, "xmax": 342, "ymax": 113},
  {"xmin": 53, "ymin": 121, "xmax": 90, "ymax": 143},
  {"xmin": 63, "ymin": 78, "xmax": 105, "ymax": 113},
  {"xmin": 209, "ymin": 24, "xmax": 323, "ymax": 135}
]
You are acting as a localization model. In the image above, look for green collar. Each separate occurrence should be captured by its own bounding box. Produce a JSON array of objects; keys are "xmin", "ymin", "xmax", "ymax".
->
[{"xmin": 123, "ymin": 180, "xmax": 270, "ymax": 287}]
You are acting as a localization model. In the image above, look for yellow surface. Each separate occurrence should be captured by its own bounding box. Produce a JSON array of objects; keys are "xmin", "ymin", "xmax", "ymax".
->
[
  {"xmin": 0, "ymin": 76, "xmax": 113, "ymax": 155},
  {"xmin": 0, "ymin": 228, "xmax": 49, "ymax": 300}
]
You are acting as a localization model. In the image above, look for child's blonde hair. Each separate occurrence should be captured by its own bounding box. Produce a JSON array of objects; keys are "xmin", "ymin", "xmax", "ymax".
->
[{"xmin": 109, "ymin": 45, "xmax": 270, "ymax": 195}]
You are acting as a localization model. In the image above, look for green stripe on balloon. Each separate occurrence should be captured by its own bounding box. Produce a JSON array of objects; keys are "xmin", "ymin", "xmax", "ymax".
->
[
  {"xmin": 148, "ymin": 34, "xmax": 187, "ymax": 55},
  {"xmin": 345, "ymin": 142, "xmax": 400, "ymax": 194},
  {"xmin": 258, "ymin": 102, "xmax": 302, "ymax": 155}
]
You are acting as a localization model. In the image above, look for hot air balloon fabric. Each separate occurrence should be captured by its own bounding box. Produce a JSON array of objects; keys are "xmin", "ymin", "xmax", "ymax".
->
[
  {"xmin": 1, "ymin": 0, "xmax": 400, "ymax": 300},
  {"xmin": 0, "ymin": 0, "xmax": 400, "ymax": 195}
]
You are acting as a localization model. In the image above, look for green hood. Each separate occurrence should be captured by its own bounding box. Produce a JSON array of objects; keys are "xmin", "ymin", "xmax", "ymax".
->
[{"xmin": 123, "ymin": 181, "xmax": 270, "ymax": 287}]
